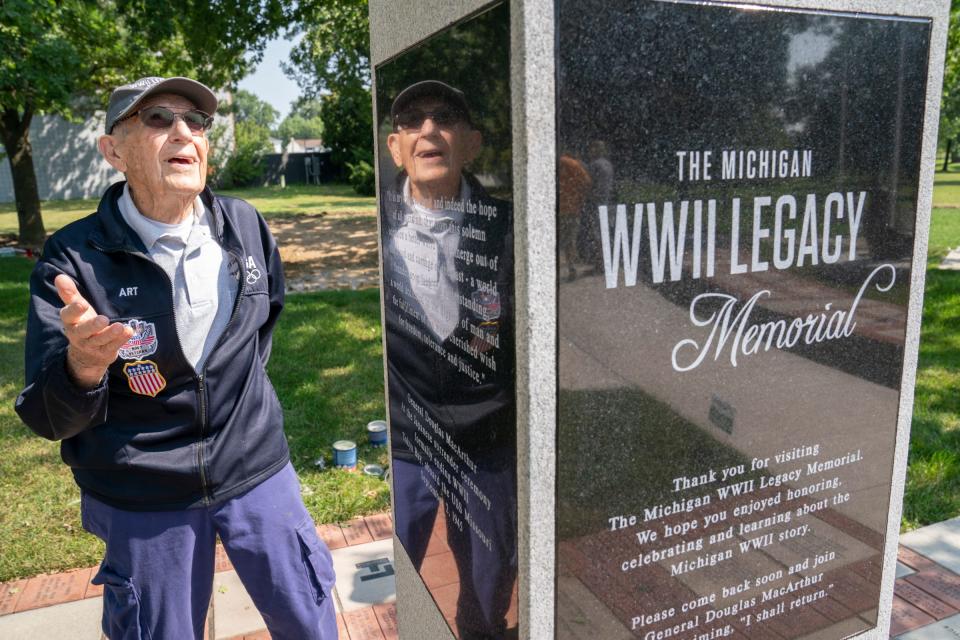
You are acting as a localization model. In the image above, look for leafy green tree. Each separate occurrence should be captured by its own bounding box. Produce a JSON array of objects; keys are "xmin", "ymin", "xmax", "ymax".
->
[
  {"xmin": 939, "ymin": 0, "xmax": 960, "ymax": 170},
  {"xmin": 226, "ymin": 89, "xmax": 280, "ymax": 130},
  {"xmin": 0, "ymin": 0, "xmax": 289, "ymax": 246},
  {"xmin": 219, "ymin": 120, "xmax": 274, "ymax": 188},
  {"xmin": 275, "ymin": 98, "xmax": 325, "ymax": 149},
  {"xmin": 216, "ymin": 90, "xmax": 276, "ymax": 188},
  {"xmin": 285, "ymin": 0, "xmax": 372, "ymax": 182}
]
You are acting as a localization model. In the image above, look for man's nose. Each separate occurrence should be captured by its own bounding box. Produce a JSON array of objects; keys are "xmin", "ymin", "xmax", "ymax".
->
[
  {"xmin": 168, "ymin": 116, "xmax": 194, "ymax": 142},
  {"xmin": 420, "ymin": 115, "xmax": 440, "ymax": 134}
]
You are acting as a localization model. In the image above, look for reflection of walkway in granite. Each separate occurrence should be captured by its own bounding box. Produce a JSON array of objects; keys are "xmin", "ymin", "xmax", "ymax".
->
[
  {"xmin": 556, "ymin": 516, "xmax": 960, "ymax": 639},
  {"xmin": 692, "ymin": 247, "xmax": 909, "ymax": 345},
  {"xmin": 559, "ymin": 271, "xmax": 900, "ymax": 527},
  {"xmin": 558, "ymin": 473, "xmax": 886, "ymax": 639},
  {"xmin": 416, "ymin": 503, "xmax": 519, "ymax": 637},
  {"xmin": 556, "ymin": 270, "xmax": 911, "ymax": 638},
  {"xmin": 0, "ymin": 513, "xmax": 399, "ymax": 639}
]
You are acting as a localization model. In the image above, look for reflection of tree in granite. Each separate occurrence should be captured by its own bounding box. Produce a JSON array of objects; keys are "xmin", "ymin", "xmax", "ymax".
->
[
  {"xmin": 374, "ymin": 5, "xmax": 512, "ymax": 189},
  {"xmin": 782, "ymin": 18, "xmax": 928, "ymax": 261},
  {"xmin": 560, "ymin": 0, "xmax": 795, "ymax": 180}
]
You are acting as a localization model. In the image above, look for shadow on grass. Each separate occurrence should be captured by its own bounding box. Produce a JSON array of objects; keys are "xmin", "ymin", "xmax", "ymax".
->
[
  {"xmin": 269, "ymin": 289, "xmax": 385, "ymax": 470},
  {"xmin": 0, "ymin": 257, "xmax": 37, "ymax": 442},
  {"xmin": 904, "ymin": 264, "xmax": 960, "ymax": 528}
]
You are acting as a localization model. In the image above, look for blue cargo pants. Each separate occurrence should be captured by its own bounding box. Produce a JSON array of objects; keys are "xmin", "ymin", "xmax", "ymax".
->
[{"xmin": 80, "ymin": 462, "xmax": 337, "ymax": 640}]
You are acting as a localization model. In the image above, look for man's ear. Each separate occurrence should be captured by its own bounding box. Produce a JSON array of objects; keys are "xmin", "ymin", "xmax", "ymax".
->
[
  {"xmin": 98, "ymin": 134, "xmax": 128, "ymax": 173},
  {"xmin": 386, "ymin": 132, "xmax": 403, "ymax": 167}
]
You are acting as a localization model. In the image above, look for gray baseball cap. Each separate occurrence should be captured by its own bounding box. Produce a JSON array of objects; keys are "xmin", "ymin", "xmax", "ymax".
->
[
  {"xmin": 390, "ymin": 80, "xmax": 472, "ymax": 125},
  {"xmin": 105, "ymin": 76, "xmax": 218, "ymax": 133}
]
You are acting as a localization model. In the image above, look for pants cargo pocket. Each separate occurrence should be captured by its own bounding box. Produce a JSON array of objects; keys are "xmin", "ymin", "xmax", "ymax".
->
[
  {"xmin": 295, "ymin": 519, "xmax": 336, "ymax": 605},
  {"xmin": 92, "ymin": 565, "xmax": 149, "ymax": 640}
]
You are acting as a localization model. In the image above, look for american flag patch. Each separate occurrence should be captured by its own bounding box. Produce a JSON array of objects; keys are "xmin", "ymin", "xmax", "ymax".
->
[{"xmin": 122, "ymin": 360, "xmax": 167, "ymax": 397}]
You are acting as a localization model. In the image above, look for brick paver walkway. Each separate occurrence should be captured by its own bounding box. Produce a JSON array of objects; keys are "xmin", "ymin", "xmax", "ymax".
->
[
  {"xmin": 0, "ymin": 513, "xmax": 397, "ymax": 639},
  {"xmin": 1, "ymin": 513, "xmax": 955, "ymax": 639}
]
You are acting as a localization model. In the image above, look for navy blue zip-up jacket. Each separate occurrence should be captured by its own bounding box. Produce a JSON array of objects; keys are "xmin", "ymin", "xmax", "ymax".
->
[{"xmin": 15, "ymin": 181, "xmax": 290, "ymax": 510}]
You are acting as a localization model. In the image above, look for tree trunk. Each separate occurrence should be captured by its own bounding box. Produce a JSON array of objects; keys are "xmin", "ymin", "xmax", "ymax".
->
[
  {"xmin": 945, "ymin": 139, "xmax": 953, "ymax": 172},
  {"xmin": 0, "ymin": 107, "xmax": 46, "ymax": 247}
]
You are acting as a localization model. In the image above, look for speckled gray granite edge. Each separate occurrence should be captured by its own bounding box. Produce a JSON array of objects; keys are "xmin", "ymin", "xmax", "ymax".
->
[
  {"xmin": 881, "ymin": 0, "xmax": 950, "ymax": 638},
  {"xmin": 510, "ymin": 0, "xmax": 557, "ymax": 638},
  {"xmin": 369, "ymin": 0, "xmax": 495, "ymax": 67}
]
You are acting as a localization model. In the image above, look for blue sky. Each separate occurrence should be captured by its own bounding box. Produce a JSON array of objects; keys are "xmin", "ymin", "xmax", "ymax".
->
[{"xmin": 238, "ymin": 34, "xmax": 304, "ymax": 122}]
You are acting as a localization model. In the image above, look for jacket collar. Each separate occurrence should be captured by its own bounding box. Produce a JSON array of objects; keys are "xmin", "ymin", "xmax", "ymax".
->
[{"xmin": 89, "ymin": 181, "xmax": 226, "ymax": 253}]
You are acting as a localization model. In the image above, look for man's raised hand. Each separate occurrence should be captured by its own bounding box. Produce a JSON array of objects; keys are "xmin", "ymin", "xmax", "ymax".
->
[{"xmin": 54, "ymin": 274, "xmax": 134, "ymax": 389}]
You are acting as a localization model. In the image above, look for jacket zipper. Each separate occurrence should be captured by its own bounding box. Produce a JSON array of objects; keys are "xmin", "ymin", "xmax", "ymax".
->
[
  {"xmin": 196, "ymin": 250, "xmax": 247, "ymax": 503},
  {"xmin": 93, "ymin": 242, "xmax": 247, "ymax": 506}
]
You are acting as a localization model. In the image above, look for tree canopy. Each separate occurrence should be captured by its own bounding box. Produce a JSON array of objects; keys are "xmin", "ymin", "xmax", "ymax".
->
[
  {"xmin": 939, "ymin": 0, "xmax": 960, "ymax": 169},
  {"xmin": 284, "ymin": 0, "xmax": 372, "ymax": 176},
  {"xmin": 227, "ymin": 89, "xmax": 280, "ymax": 130},
  {"xmin": 276, "ymin": 98, "xmax": 325, "ymax": 148},
  {"xmin": 0, "ymin": 0, "xmax": 290, "ymax": 244}
]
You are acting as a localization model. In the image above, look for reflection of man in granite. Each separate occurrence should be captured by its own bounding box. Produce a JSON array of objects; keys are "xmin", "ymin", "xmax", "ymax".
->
[
  {"xmin": 382, "ymin": 80, "xmax": 517, "ymax": 639},
  {"xmin": 386, "ymin": 81, "xmax": 482, "ymax": 342},
  {"xmin": 579, "ymin": 140, "xmax": 615, "ymax": 273}
]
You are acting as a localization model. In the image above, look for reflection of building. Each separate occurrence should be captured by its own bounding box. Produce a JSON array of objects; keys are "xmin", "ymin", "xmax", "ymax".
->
[
  {"xmin": 0, "ymin": 114, "xmax": 121, "ymax": 203},
  {"xmin": 270, "ymin": 137, "xmax": 326, "ymax": 154},
  {"xmin": 0, "ymin": 98, "xmax": 235, "ymax": 203}
]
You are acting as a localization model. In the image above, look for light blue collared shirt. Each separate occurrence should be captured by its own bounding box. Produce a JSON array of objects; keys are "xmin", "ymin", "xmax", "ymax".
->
[{"xmin": 118, "ymin": 184, "xmax": 238, "ymax": 370}]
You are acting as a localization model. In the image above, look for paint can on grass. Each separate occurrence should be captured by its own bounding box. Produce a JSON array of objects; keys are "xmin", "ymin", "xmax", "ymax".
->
[
  {"xmin": 367, "ymin": 420, "xmax": 388, "ymax": 447},
  {"xmin": 332, "ymin": 440, "xmax": 357, "ymax": 470}
]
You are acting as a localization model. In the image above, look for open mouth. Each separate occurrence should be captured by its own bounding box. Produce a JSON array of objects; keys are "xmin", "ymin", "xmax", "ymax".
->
[
  {"xmin": 416, "ymin": 150, "xmax": 444, "ymax": 160},
  {"xmin": 168, "ymin": 156, "xmax": 195, "ymax": 165}
]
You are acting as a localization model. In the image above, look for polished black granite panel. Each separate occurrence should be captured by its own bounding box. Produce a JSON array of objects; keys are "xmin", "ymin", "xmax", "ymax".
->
[
  {"xmin": 556, "ymin": 1, "xmax": 930, "ymax": 638},
  {"xmin": 374, "ymin": 3, "xmax": 517, "ymax": 638}
]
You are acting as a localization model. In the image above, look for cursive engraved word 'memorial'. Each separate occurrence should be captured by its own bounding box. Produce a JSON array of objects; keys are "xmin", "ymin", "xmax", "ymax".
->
[{"xmin": 671, "ymin": 264, "xmax": 896, "ymax": 372}]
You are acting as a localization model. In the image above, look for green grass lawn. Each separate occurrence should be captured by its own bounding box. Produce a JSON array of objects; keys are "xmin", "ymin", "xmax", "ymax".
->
[
  {"xmin": 902, "ymin": 191, "xmax": 960, "ymax": 529},
  {"xmin": 0, "ymin": 183, "xmax": 376, "ymax": 237}
]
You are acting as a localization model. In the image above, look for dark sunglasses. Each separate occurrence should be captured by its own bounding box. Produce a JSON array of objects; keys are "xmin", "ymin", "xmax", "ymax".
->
[
  {"xmin": 393, "ymin": 108, "xmax": 467, "ymax": 131},
  {"xmin": 123, "ymin": 105, "xmax": 214, "ymax": 133}
]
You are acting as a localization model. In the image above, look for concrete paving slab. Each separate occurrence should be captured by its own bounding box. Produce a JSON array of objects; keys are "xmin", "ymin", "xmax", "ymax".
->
[
  {"xmin": 330, "ymin": 537, "xmax": 396, "ymax": 612},
  {"xmin": 897, "ymin": 611, "xmax": 960, "ymax": 639},
  {"xmin": 213, "ymin": 570, "xmax": 266, "ymax": 640},
  {"xmin": 898, "ymin": 561, "xmax": 916, "ymax": 578},
  {"xmin": 0, "ymin": 596, "xmax": 103, "ymax": 639},
  {"xmin": 901, "ymin": 517, "xmax": 960, "ymax": 575},
  {"xmin": 938, "ymin": 248, "xmax": 960, "ymax": 270}
]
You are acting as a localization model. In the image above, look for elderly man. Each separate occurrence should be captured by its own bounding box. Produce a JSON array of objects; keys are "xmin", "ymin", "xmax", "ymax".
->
[
  {"xmin": 15, "ymin": 77, "xmax": 336, "ymax": 640},
  {"xmin": 382, "ymin": 80, "xmax": 518, "ymax": 639}
]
